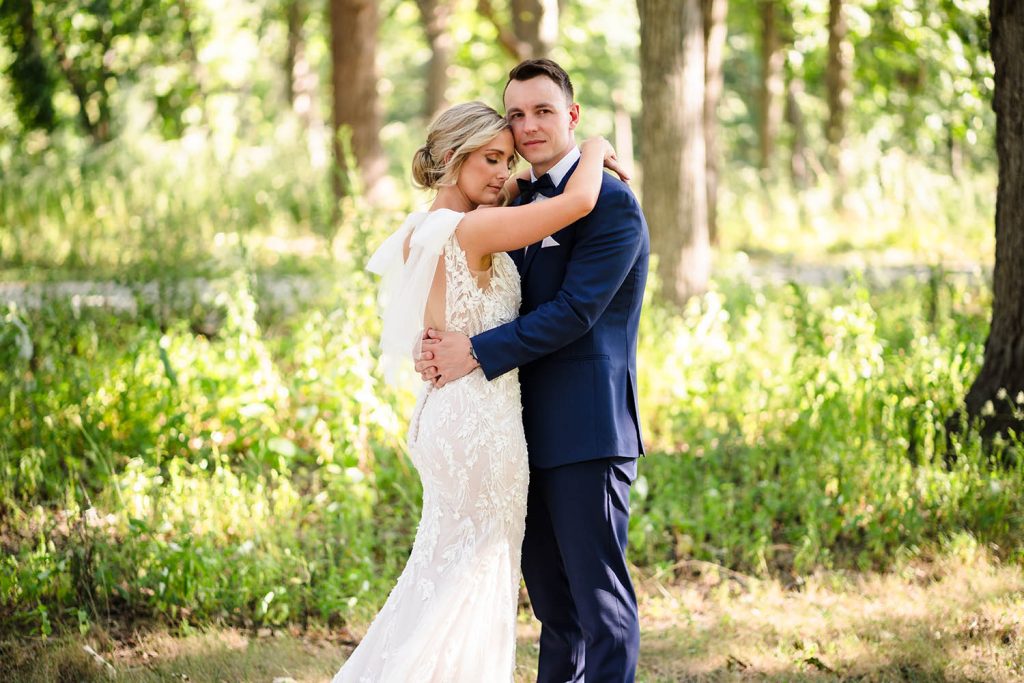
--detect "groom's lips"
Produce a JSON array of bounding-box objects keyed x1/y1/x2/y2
[{"x1": 523, "y1": 139, "x2": 545, "y2": 147}]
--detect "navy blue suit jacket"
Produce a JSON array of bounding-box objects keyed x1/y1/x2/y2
[{"x1": 471, "y1": 162, "x2": 650, "y2": 469}]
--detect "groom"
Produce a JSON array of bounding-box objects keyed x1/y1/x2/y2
[{"x1": 416, "y1": 59, "x2": 649, "y2": 682}]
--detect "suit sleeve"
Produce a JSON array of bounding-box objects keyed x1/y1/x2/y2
[{"x1": 471, "y1": 185, "x2": 644, "y2": 380}]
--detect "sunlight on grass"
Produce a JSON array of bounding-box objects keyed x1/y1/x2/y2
[{"x1": 5, "y1": 552, "x2": 1021, "y2": 682}]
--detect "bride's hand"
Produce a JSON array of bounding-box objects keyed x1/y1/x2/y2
[{"x1": 581, "y1": 136, "x2": 631, "y2": 183}]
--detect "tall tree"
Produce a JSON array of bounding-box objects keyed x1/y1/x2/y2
[
  {"x1": 785, "y1": 73, "x2": 810, "y2": 188},
  {"x1": 0, "y1": 0, "x2": 57, "y2": 132},
  {"x1": 477, "y1": 0, "x2": 561, "y2": 61},
  {"x1": 825, "y1": 0, "x2": 852, "y2": 204},
  {"x1": 329, "y1": 0, "x2": 386, "y2": 201},
  {"x1": 416, "y1": 0, "x2": 455, "y2": 121},
  {"x1": 958, "y1": 0, "x2": 1024, "y2": 440},
  {"x1": 284, "y1": 0, "x2": 306, "y2": 107},
  {"x1": 40, "y1": 2, "x2": 161, "y2": 143},
  {"x1": 639, "y1": 0, "x2": 710, "y2": 306},
  {"x1": 758, "y1": 0, "x2": 785, "y2": 174},
  {"x1": 512, "y1": 0, "x2": 559, "y2": 57},
  {"x1": 703, "y1": 0, "x2": 727, "y2": 244}
]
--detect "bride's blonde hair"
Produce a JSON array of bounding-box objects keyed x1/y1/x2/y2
[{"x1": 412, "y1": 102, "x2": 510, "y2": 190}]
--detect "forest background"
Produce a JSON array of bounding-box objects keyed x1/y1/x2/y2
[{"x1": 1, "y1": 0, "x2": 1023, "y2": 680}]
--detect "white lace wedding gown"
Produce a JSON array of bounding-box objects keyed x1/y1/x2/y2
[{"x1": 333, "y1": 210, "x2": 530, "y2": 682}]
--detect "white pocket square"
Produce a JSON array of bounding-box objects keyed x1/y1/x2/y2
[{"x1": 541, "y1": 236, "x2": 560, "y2": 248}]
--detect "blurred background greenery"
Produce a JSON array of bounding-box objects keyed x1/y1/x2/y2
[{"x1": 1, "y1": 0, "x2": 1020, "y2": 643}]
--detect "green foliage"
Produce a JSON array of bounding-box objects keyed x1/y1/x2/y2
[
  {"x1": 1, "y1": 206, "x2": 1020, "y2": 636},
  {"x1": 853, "y1": 0, "x2": 993, "y2": 159},
  {"x1": 0, "y1": 127, "x2": 334, "y2": 277},
  {"x1": 0, "y1": 269, "x2": 417, "y2": 634},
  {"x1": 632, "y1": 273, "x2": 1021, "y2": 575}
]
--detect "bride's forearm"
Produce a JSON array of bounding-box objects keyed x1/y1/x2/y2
[{"x1": 563, "y1": 137, "x2": 610, "y2": 208}]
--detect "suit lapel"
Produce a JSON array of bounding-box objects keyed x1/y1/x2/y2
[{"x1": 520, "y1": 159, "x2": 581, "y2": 277}]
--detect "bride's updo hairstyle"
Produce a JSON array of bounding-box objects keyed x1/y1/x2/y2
[{"x1": 412, "y1": 102, "x2": 510, "y2": 190}]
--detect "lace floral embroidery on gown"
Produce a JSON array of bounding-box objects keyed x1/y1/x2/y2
[{"x1": 333, "y1": 210, "x2": 529, "y2": 683}]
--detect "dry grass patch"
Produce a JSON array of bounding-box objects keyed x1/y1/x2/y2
[
  {"x1": 3, "y1": 554, "x2": 1022, "y2": 683},
  {"x1": 618, "y1": 552, "x2": 1024, "y2": 682}
]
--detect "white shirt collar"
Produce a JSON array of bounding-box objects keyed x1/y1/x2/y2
[{"x1": 530, "y1": 145, "x2": 581, "y2": 187}]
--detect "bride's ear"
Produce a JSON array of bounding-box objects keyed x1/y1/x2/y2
[{"x1": 444, "y1": 149, "x2": 455, "y2": 165}]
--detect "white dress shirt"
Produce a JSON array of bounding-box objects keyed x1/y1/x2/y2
[{"x1": 525, "y1": 146, "x2": 582, "y2": 253}]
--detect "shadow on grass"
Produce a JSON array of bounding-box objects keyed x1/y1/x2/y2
[
  {"x1": 0, "y1": 629, "x2": 349, "y2": 683},
  {"x1": 4, "y1": 558, "x2": 1022, "y2": 683},
  {"x1": 0, "y1": 626, "x2": 1012, "y2": 683}
]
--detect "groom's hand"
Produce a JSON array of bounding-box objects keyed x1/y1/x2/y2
[{"x1": 414, "y1": 328, "x2": 479, "y2": 387}]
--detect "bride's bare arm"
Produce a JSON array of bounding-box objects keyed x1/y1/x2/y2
[{"x1": 457, "y1": 137, "x2": 616, "y2": 256}]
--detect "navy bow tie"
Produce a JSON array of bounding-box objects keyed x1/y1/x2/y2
[{"x1": 517, "y1": 174, "x2": 556, "y2": 204}]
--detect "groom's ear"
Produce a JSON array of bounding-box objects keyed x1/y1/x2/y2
[{"x1": 567, "y1": 103, "x2": 580, "y2": 131}]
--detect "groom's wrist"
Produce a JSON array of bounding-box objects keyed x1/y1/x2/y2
[{"x1": 468, "y1": 341, "x2": 480, "y2": 368}]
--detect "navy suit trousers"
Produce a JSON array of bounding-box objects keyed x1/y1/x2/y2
[{"x1": 521, "y1": 457, "x2": 640, "y2": 683}]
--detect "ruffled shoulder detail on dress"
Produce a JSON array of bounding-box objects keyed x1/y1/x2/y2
[{"x1": 366, "y1": 209, "x2": 465, "y2": 389}]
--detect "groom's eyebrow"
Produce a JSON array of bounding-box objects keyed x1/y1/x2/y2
[{"x1": 507, "y1": 102, "x2": 555, "y2": 114}]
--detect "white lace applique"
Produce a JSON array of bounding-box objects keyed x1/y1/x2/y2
[{"x1": 333, "y1": 213, "x2": 530, "y2": 683}]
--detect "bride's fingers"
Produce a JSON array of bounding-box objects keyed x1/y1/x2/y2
[{"x1": 605, "y1": 158, "x2": 631, "y2": 182}]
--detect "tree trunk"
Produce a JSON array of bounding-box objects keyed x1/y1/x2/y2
[
  {"x1": 478, "y1": 0, "x2": 559, "y2": 61},
  {"x1": 285, "y1": 0, "x2": 304, "y2": 106},
  {"x1": 786, "y1": 74, "x2": 808, "y2": 188},
  {"x1": 639, "y1": 0, "x2": 710, "y2": 306},
  {"x1": 960, "y1": 0, "x2": 1024, "y2": 440},
  {"x1": 758, "y1": 0, "x2": 785, "y2": 175},
  {"x1": 1, "y1": 0, "x2": 57, "y2": 131},
  {"x1": 511, "y1": 0, "x2": 559, "y2": 58},
  {"x1": 703, "y1": 0, "x2": 727, "y2": 245},
  {"x1": 329, "y1": 0, "x2": 386, "y2": 201},
  {"x1": 46, "y1": 16, "x2": 111, "y2": 144},
  {"x1": 416, "y1": 0, "x2": 454, "y2": 121},
  {"x1": 825, "y1": 0, "x2": 851, "y2": 206}
]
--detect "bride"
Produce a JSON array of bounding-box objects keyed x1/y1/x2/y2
[{"x1": 332, "y1": 101, "x2": 621, "y2": 682}]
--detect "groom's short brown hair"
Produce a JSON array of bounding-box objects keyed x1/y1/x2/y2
[{"x1": 505, "y1": 59, "x2": 574, "y2": 105}]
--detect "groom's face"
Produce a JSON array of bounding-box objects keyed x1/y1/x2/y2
[{"x1": 504, "y1": 76, "x2": 579, "y2": 175}]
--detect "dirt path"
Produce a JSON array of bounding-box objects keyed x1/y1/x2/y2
[{"x1": 1, "y1": 260, "x2": 988, "y2": 318}]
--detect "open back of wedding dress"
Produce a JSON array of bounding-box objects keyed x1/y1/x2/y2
[{"x1": 333, "y1": 209, "x2": 529, "y2": 683}]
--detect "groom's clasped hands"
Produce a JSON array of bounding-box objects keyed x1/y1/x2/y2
[{"x1": 415, "y1": 328, "x2": 475, "y2": 388}]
